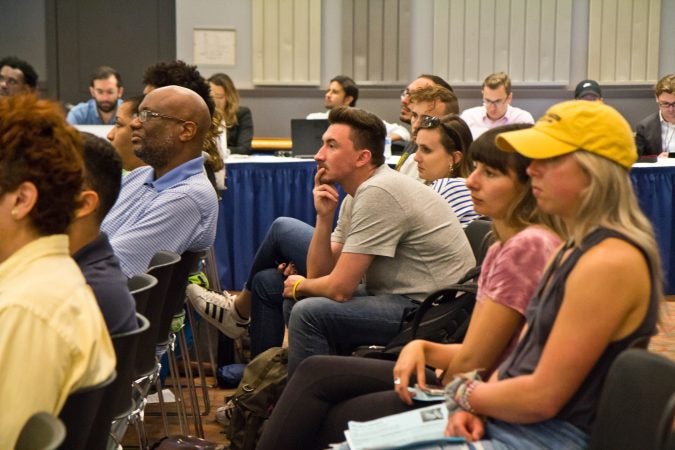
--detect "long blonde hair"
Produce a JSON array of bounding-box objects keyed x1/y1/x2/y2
[
  {"x1": 572, "y1": 151, "x2": 662, "y2": 298},
  {"x1": 208, "y1": 73, "x2": 241, "y2": 127}
]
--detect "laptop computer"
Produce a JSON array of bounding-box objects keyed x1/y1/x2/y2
[{"x1": 291, "y1": 119, "x2": 329, "y2": 157}]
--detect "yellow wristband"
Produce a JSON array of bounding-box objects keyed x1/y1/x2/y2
[{"x1": 292, "y1": 277, "x2": 305, "y2": 302}]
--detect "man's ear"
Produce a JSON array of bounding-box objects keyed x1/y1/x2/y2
[
  {"x1": 74, "y1": 190, "x2": 99, "y2": 220},
  {"x1": 178, "y1": 122, "x2": 198, "y2": 142},
  {"x1": 89, "y1": 86, "x2": 96, "y2": 98},
  {"x1": 356, "y1": 148, "x2": 373, "y2": 167},
  {"x1": 344, "y1": 96, "x2": 354, "y2": 107}
]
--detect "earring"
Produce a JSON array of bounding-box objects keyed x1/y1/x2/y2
[
  {"x1": 10, "y1": 209, "x2": 18, "y2": 219},
  {"x1": 448, "y1": 164, "x2": 454, "y2": 178}
]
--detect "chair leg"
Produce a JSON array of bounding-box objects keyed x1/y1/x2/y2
[
  {"x1": 186, "y1": 303, "x2": 213, "y2": 413},
  {"x1": 178, "y1": 327, "x2": 204, "y2": 436}
]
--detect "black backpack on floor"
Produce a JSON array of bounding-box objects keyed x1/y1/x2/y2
[{"x1": 356, "y1": 266, "x2": 481, "y2": 360}]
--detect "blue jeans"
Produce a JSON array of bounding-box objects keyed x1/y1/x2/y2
[
  {"x1": 247, "y1": 217, "x2": 314, "y2": 357},
  {"x1": 286, "y1": 288, "x2": 417, "y2": 375}
]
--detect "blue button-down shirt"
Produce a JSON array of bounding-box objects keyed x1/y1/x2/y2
[
  {"x1": 101, "y1": 156, "x2": 219, "y2": 277},
  {"x1": 67, "y1": 98, "x2": 123, "y2": 125}
]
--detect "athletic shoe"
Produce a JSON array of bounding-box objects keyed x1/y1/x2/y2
[{"x1": 186, "y1": 284, "x2": 249, "y2": 339}]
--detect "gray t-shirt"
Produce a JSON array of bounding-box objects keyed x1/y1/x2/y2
[{"x1": 331, "y1": 165, "x2": 475, "y2": 301}]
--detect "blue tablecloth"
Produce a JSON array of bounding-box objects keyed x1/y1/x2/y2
[
  {"x1": 630, "y1": 162, "x2": 675, "y2": 294},
  {"x1": 215, "y1": 158, "x2": 675, "y2": 295},
  {"x1": 215, "y1": 159, "x2": 319, "y2": 290}
]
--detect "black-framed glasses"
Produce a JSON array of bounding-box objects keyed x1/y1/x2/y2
[
  {"x1": 135, "y1": 109, "x2": 192, "y2": 124},
  {"x1": 657, "y1": 100, "x2": 675, "y2": 110},
  {"x1": 418, "y1": 115, "x2": 463, "y2": 151}
]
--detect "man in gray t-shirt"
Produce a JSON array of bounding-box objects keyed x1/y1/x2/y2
[{"x1": 282, "y1": 106, "x2": 475, "y2": 374}]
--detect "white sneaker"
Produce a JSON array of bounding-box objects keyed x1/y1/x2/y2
[
  {"x1": 186, "y1": 284, "x2": 250, "y2": 339},
  {"x1": 215, "y1": 402, "x2": 234, "y2": 425}
]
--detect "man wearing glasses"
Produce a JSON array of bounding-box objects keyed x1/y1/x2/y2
[
  {"x1": 0, "y1": 56, "x2": 38, "y2": 97},
  {"x1": 101, "y1": 85, "x2": 219, "y2": 277},
  {"x1": 635, "y1": 74, "x2": 675, "y2": 157},
  {"x1": 460, "y1": 72, "x2": 534, "y2": 139}
]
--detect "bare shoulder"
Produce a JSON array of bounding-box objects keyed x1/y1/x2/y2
[{"x1": 578, "y1": 237, "x2": 649, "y2": 278}]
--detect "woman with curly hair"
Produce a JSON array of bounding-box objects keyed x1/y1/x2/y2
[{"x1": 0, "y1": 94, "x2": 115, "y2": 448}]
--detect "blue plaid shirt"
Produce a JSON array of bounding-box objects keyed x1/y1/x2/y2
[{"x1": 101, "y1": 156, "x2": 219, "y2": 277}]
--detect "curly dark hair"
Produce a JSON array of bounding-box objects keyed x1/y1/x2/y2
[
  {"x1": 142, "y1": 60, "x2": 215, "y2": 116},
  {"x1": 0, "y1": 56, "x2": 38, "y2": 88},
  {"x1": 0, "y1": 94, "x2": 83, "y2": 235}
]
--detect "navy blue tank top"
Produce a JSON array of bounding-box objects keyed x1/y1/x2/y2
[{"x1": 498, "y1": 228, "x2": 660, "y2": 433}]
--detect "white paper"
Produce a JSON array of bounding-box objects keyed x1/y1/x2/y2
[{"x1": 344, "y1": 404, "x2": 465, "y2": 450}]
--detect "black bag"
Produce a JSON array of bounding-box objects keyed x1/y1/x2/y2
[
  {"x1": 357, "y1": 266, "x2": 481, "y2": 360},
  {"x1": 221, "y1": 347, "x2": 288, "y2": 450}
]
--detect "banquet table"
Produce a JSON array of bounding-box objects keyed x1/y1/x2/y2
[{"x1": 214, "y1": 156, "x2": 675, "y2": 295}]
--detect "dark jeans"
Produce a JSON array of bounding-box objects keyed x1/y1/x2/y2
[
  {"x1": 257, "y1": 355, "x2": 435, "y2": 450},
  {"x1": 247, "y1": 217, "x2": 313, "y2": 357}
]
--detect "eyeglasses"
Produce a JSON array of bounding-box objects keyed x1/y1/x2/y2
[
  {"x1": 400, "y1": 88, "x2": 410, "y2": 99},
  {"x1": 135, "y1": 109, "x2": 192, "y2": 124},
  {"x1": 483, "y1": 98, "x2": 507, "y2": 107},
  {"x1": 418, "y1": 115, "x2": 463, "y2": 151},
  {"x1": 657, "y1": 101, "x2": 675, "y2": 110}
]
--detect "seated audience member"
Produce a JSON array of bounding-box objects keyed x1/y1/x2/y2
[
  {"x1": 307, "y1": 75, "x2": 410, "y2": 142},
  {"x1": 67, "y1": 65, "x2": 124, "y2": 125},
  {"x1": 69, "y1": 132, "x2": 137, "y2": 333},
  {"x1": 208, "y1": 72, "x2": 254, "y2": 155},
  {"x1": 401, "y1": 85, "x2": 461, "y2": 182},
  {"x1": 0, "y1": 94, "x2": 115, "y2": 448},
  {"x1": 142, "y1": 60, "x2": 225, "y2": 189},
  {"x1": 101, "y1": 85, "x2": 219, "y2": 277},
  {"x1": 0, "y1": 56, "x2": 38, "y2": 97},
  {"x1": 397, "y1": 75, "x2": 458, "y2": 179},
  {"x1": 260, "y1": 101, "x2": 661, "y2": 449},
  {"x1": 461, "y1": 72, "x2": 534, "y2": 138},
  {"x1": 256, "y1": 123, "x2": 565, "y2": 450},
  {"x1": 574, "y1": 79, "x2": 603, "y2": 102},
  {"x1": 413, "y1": 113, "x2": 480, "y2": 226},
  {"x1": 189, "y1": 107, "x2": 475, "y2": 375},
  {"x1": 635, "y1": 73, "x2": 675, "y2": 157},
  {"x1": 107, "y1": 94, "x2": 146, "y2": 173}
]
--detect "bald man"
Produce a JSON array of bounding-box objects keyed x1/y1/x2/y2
[{"x1": 101, "y1": 85, "x2": 219, "y2": 276}]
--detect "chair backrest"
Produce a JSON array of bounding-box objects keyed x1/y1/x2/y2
[
  {"x1": 135, "y1": 251, "x2": 181, "y2": 376},
  {"x1": 657, "y1": 392, "x2": 675, "y2": 450},
  {"x1": 57, "y1": 370, "x2": 116, "y2": 450},
  {"x1": 128, "y1": 273, "x2": 158, "y2": 317},
  {"x1": 15, "y1": 412, "x2": 66, "y2": 450},
  {"x1": 463, "y1": 218, "x2": 493, "y2": 265},
  {"x1": 589, "y1": 348, "x2": 675, "y2": 450},
  {"x1": 87, "y1": 313, "x2": 151, "y2": 449},
  {"x1": 155, "y1": 250, "x2": 204, "y2": 346}
]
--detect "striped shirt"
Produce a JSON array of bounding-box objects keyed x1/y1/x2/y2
[
  {"x1": 430, "y1": 177, "x2": 480, "y2": 228},
  {"x1": 101, "y1": 156, "x2": 219, "y2": 277}
]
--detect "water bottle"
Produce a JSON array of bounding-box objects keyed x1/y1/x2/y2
[{"x1": 384, "y1": 136, "x2": 392, "y2": 159}]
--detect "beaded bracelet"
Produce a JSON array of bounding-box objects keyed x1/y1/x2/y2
[{"x1": 455, "y1": 379, "x2": 478, "y2": 413}]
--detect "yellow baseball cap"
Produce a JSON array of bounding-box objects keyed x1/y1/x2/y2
[{"x1": 495, "y1": 100, "x2": 637, "y2": 169}]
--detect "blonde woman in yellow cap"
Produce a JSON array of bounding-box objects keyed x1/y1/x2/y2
[{"x1": 436, "y1": 100, "x2": 662, "y2": 448}]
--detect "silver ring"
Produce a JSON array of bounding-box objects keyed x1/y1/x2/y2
[{"x1": 394, "y1": 377, "x2": 401, "y2": 385}]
